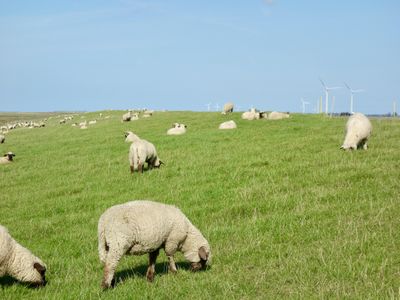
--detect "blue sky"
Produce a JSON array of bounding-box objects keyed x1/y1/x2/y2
[{"x1": 0, "y1": 0, "x2": 399, "y2": 113}]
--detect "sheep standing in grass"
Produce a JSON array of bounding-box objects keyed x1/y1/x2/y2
[
  {"x1": 124, "y1": 131, "x2": 141, "y2": 143},
  {"x1": 341, "y1": 113, "x2": 372, "y2": 150},
  {"x1": 0, "y1": 225, "x2": 47, "y2": 286},
  {"x1": 0, "y1": 134, "x2": 5, "y2": 144},
  {"x1": 222, "y1": 102, "x2": 234, "y2": 114},
  {"x1": 167, "y1": 123, "x2": 187, "y2": 135},
  {"x1": 0, "y1": 152, "x2": 15, "y2": 164},
  {"x1": 219, "y1": 120, "x2": 237, "y2": 129},
  {"x1": 128, "y1": 139, "x2": 162, "y2": 173},
  {"x1": 98, "y1": 200, "x2": 211, "y2": 289}
]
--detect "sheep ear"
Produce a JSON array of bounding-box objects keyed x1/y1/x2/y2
[
  {"x1": 159, "y1": 160, "x2": 165, "y2": 165},
  {"x1": 33, "y1": 263, "x2": 46, "y2": 275},
  {"x1": 199, "y1": 246, "x2": 208, "y2": 260}
]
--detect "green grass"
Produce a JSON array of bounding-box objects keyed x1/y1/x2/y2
[{"x1": 0, "y1": 111, "x2": 399, "y2": 299}]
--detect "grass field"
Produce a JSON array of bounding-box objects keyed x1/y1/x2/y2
[{"x1": 0, "y1": 111, "x2": 399, "y2": 299}]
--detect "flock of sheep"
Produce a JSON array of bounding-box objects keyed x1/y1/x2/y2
[{"x1": 0, "y1": 103, "x2": 373, "y2": 289}]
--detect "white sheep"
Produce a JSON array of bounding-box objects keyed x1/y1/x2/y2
[
  {"x1": 128, "y1": 139, "x2": 162, "y2": 173},
  {"x1": 0, "y1": 225, "x2": 47, "y2": 286},
  {"x1": 88, "y1": 120, "x2": 97, "y2": 125},
  {"x1": 221, "y1": 102, "x2": 234, "y2": 114},
  {"x1": 241, "y1": 108, "x2": 261, "y2": 120},
  {"x1": 0, "y1": 152, "x2": 15, "y2": 164},
  {"x1": 167, "y1": 123, "x2": 187, "y2": 135},
  {"x1": 341, "y1": 113, "x2": 372, "y2": 150},
  {"x1": 267, "y1": 111, "x2": 290, "y2": 120},
  {"x1": 0, "y1": 134, "x2": 5, "y2": 144},
  {"x1": 124, "y1": 131, "x2": 141, "y2": 143},
  {"x1": 219, "y1": 120, "x2": 237, "y2": 130},
  {"x1": 98, "y1": 200, "x2": 211, "y2": 289},
  {"x1": 122, "y1": 111, "x2": 132, "y2": 122}
]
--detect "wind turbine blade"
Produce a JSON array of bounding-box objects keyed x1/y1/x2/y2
[
  {"x1": 344, "y1": 82, "x2": 351, "y2": 90},
  {"x1": 327, "y1": 86, "x2": 342, "y2": 90},
  {"x1": 319, "y1": 78, "x2": 327, "y2": 89},
  {"x1": 353, "y1": 89, "x2": 364, "y2": 93}
]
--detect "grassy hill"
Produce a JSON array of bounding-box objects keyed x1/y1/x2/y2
[{"x1": 0, "y1": 111, "x2": 399, "y2": 299}]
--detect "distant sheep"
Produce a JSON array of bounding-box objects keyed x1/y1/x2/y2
[
  {"x1": 267, "y1": 111, "x2": 290, "y2": 120},
  {"x1": 222, "y1": 102, "x2": 234, "y2": 114},
  {"x1": 122, "y1": 111, "x2": 132, "y2": 122},
  {"x1": 0, "y1": 134, "x2": 5, "y2": 144},
  {"x1": 0, "y1": 152, "x2": 15, "y2": 164},
  {"x1": 128, "y1": 139, "x2": 163, "y2": 173},
  {"x1": 98, "y1": 200, "x2": 211, "y2": 289},
  {"x1": 167, "y1": 123, "x2": 187, "y2": 135},
  {"x1": 219, "y1": 120, "x2": 237, "y2": 130},
  {"x1": 0, "y1": 225, "x2": 47, "y2": 286},
  {"x1": 341, "y1": 113, "x2": 372, "y2": 150},
  {"x1": 88, "y1": 120, "x2": 97, "y2": 125},
  {"x1": 241, "y1": 108, "x2": 261, "y2": 120}
]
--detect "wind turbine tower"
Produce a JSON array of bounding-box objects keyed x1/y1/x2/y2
[
  {"x1": 206, "y1": 103, "x2": 211, "y2": 112},
  {"x1": 320, "y1": 78, "x2": 341, "y2": 114},
  {"x1": 301, "y1": 98, "x2": 310, "y2": 114},
  {"x1": 344, "y1": 82, "x2": 364, "y2": 114}
]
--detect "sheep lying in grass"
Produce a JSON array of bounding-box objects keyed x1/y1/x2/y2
[
  {"x1": 0, "y1": 225, "x2": 47, "y2": 287},
  {"x1": 241, "y1": 108, "x2": 261, "y2": 120},
  {"x1": 0, "y1": 134, "x2": 5, "y2": 144},
  {"x1": 128, "y1": 139, "x2": 163, "y2": 173},
  {"x1": 122, "y1": 111, "x2": 132, "y2": 122},
  {"x1": 167, "y1": 123, "x2": 187, "y2": 135},
  {"x1": 341, "y1": 113, "x2": 372, "y2": 150},
  {"x1": 222, "y1": 102, "x2": 234, "y2": 114},
  {"x1": 0, "y1": 152, "x2": 15, "y2": 164},
  {"x1": 267, "y1": 111, "x2": 290, "y2": 120},
  {"x1": 219, "y1": 120, "x2": 237, "y2": 129},
  {"x1": 98, "y1": 200, "x2": 211, "y2": 289}
]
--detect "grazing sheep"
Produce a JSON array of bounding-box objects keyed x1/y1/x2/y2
[
  {"x1": 219, "y1": 120, "x2": 237, "y2": 130},
  {"x1": 122, "y1": 111, "x2": 132, "y2": 122},
  {"x1": 241, "y1": 108, "x2": 261, "y2": 120},
  {"x1": 0, "y1": 225, "x2": 47, "y2": 287},
  {"x1": 0, "y1": 152, "x2": 15, "y2": 164},
  {"x1": 167, "y1": 123, "x2": 187, "y2": 135},
  {"x1": 222, "y1": 102, "x2": 234, "y2": 114},
  {"x1": 98, "y1": 200, "x2": 211, "y2": 289},
  {"x1": 79, "y1": 121, "x2": 87, "y2": 127},
  {"x1": 88, "y1": 120, "x2": 97, "y2": 125},
  {"x1": 0, "y1": 134, "x2": 5, "y2": 144},
  {"x1": 124, "y1": 131, "x2": 141, "y2": 143},
  {"x1": 341, "y1": 113, "x2": 372, "y2": 150},
  {"x1": 129, "y1": 139, "x2": 162, "y2": 173},
  {"x1": 267, "y1": 111, "x2": 290, "y2": 120}
]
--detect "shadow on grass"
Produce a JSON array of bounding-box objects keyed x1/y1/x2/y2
[{"x1": 0, "y1": 276, "x2": 45, "y2": 289}]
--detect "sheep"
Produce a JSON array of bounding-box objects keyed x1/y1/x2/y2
[
  {"x1": 222, "y1": 102, "x2": 234, "y2": 114},
  {"x1": 0, "y1": 152, "x2": 15, "y2": 164},
  {"x1": 341, "y1": 113, "x2": 372, "y2": 150},
  {"x1": 98, "y1": 200, "x2": 211, "y2": 289},
  {"x1": 0, "y1": 134, "x2": 5, "y2": 144},
  {"x1": 241, "y1": 108, "x2": 261, "y2": 120},
  {"x1": 79, "y1": 121, "x2": 87, "y2": 127},
  {"x1": 122, "y1": 110, "x2": 132, "y2": 122},
  {"x1": 267, "y1": 111, "x2": 290, "y2": 120},
  {"x1": 124, "y1": 131, "x2": 141, "y2": 143},
  {"x1": 88, "y1": 120, "x2": 97, "y2": 125},
  {"x1": 128, "y1": 139, "x2": 163, "y2": 173},
  {"x1": 219, "y1": 120, "x2": 237, "y2": 130},
  {"x1": 0, "y1": 225, "x2": 47, "y2": 287},
  {"x1": 167, "y1": 123, "x2": 187, "y2": 135}
]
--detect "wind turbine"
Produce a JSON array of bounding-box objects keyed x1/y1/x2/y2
[
  {"x1": 215, "y1": 103, "x2": 219, "y2": 112},
  {"x1": 301, "y1": 98, "x2": 310, "y2": 114},
  {"x1": 206, "y1": 103, "x2": 211, "y2": 112},
  {"x1": 344, "y1": 82, "x2": 364, "y2": 114},
  {"x1": 319, "y1": 78, "x2": 341, "y2": 114}
]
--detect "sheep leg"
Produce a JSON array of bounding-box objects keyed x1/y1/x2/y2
[
  {"x1": 167, "y1": 256, "x2": 177, "y2": 273},
  {"x1": 101, "y1": 249, "x2": 124, "y2": 289},
  {"x1": 138, "y1": 163, "x2": 143, "y2": 173},
  {"x1": 146, "y1": 249, "x2": 159, "y2": 282},
  {"x1": 164, "y1": 241, "x2": 178, "y2": 273},
  {"x1": 130, "y1": 165, "x2": 134, "y2": 173}
]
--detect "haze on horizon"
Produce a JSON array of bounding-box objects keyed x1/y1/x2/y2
[{"x1": 0, "y1": 1, "x2": 399, "y2": 114}]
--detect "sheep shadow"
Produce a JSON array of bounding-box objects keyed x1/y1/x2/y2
[
  {"x1": 115, "y1": 261, "x2": 198, "y2": 285},
  {"x1": 0, "y1": 276, "x2": 43, "y2": 289}
]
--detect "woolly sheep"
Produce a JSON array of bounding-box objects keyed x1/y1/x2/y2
[
  {"x1": 341, "y1": 113, "x2": 372, "y2": 150},
  {"x1": 98, "y1": 200, "x2": 211, "y2": 289},
  {"x1": 219, "y1": 120, "x2": 237, "y2": 130},
  {"x1": 0, "y1": 152, "x2": 15, "y2": 164},
  {"x1": 124, "y1": 131, "x2": 141, "y2": 143},
  {"x1": 241, "y1": 108, "x2": 261, "y2": 120},
  {"x1": 88, "y1": 120, "x2": 97, "y2": 125},
  {"x1": 267, "y1": 111, "x2": 290, "y2": 120},
  {"x1": 222, "y1": 102, "x2": 234, "y2": 114},
  {"x1": 167, "y1": 123, "x2": 187, "y2": 135},
  {"x1": 128, "y1": 139, "x2": 162, "y2": 173},
  {"x1": 0, "y1": 134, "x2": 5, "y2": 144},
  {"x1": 0, "y1": 225, "x2": 47, "y2": 286},
  {"x1": 122, "y1": 111, "x2": 132, "y2": 122}
]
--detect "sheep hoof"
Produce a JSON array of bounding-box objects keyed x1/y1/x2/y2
[{"x1": 146, "y1": 272, "x2": 155, "y2": 282}]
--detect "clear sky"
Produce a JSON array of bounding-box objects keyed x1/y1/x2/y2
[{"x1": 1, "y1": 0, "x2": 399, "y2": 114}]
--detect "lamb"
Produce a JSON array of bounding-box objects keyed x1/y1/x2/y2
[
  {"x1": 122, "y1": 110, "x2": 132, "y2": 122},
  {"x1": 128, "y1": 139, "x2": 162, "y2": 173},
  {"x1": 98, "y1": 200, "x2": 211, "y2": 289},
  {"x1": 341, "y1": 113, "x2": 372, "y2": 150},
  {"x1": 0, "y1": 134, "x2": 5, "y2": 144},
  {"x1": 0, "y1": 152, "x2": 15, "y2": 164},
  {"x1": 167, "y1": 123, "x2": 187, "y2": 135},
  {"x1": 241, "y1": 108, "x2": 261, "y2": 120},
  {"x1": 0, "y1": 225, "x2": 47, "y2": 286},
  {"x1": 124, "y1": 131, "x2": 141, "y2": 143},
  {"x1": 221, "y1": 102, "x2": 234, "y2": 114},
  {"x1": 219, "y1": 120, "x2": 237, "y2": 130},
  {"x1": 267, "y1": 111, "x2": 290, "y2": 120}
]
